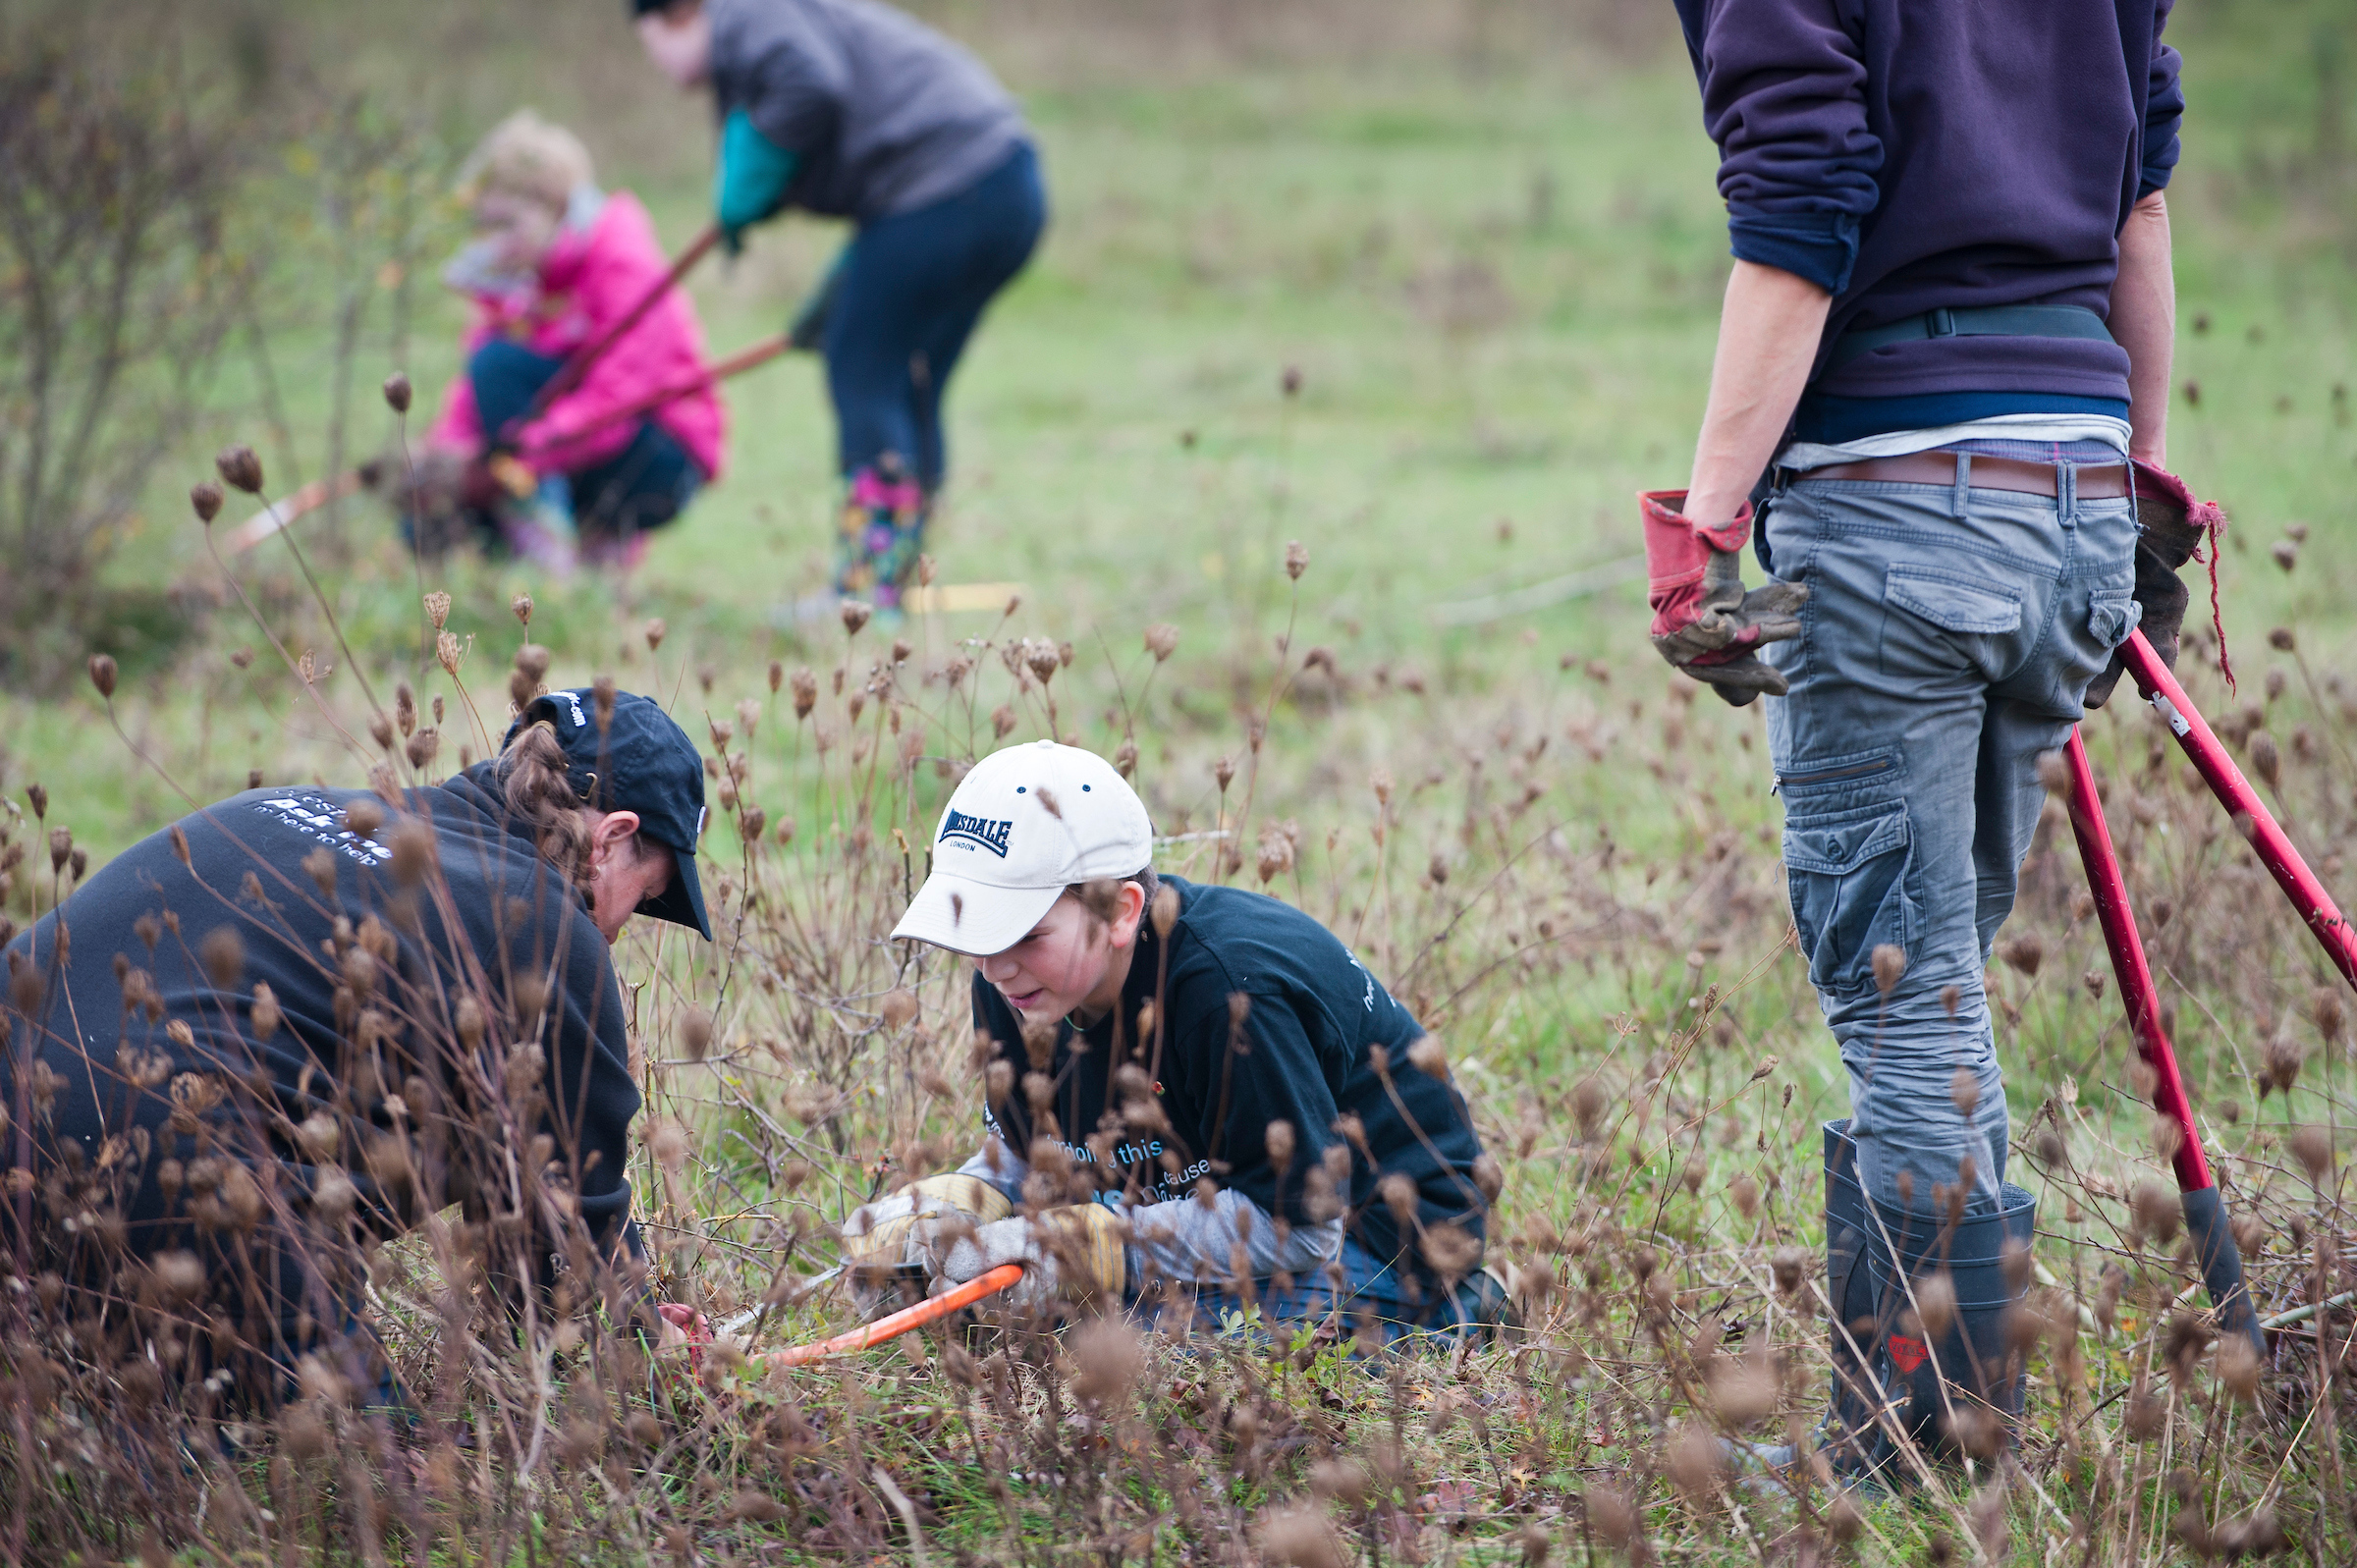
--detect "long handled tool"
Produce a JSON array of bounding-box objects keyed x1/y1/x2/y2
[
  {"x1": 225, "y1": 331, "x2": 794, "y2": 557},
  {"x1": 2063, "y1": 626, "x2": 2357, "y2": 1351},
  {"x1": 2061, "y1": 728, "x2": 2262, "y2": 1348},
  {"x1": 764, "y1": 1263, "x2": 1023, "y2": 1369},
  {"x1": 2119, "y1": 628, "x2": 2357, "y2": 988}
]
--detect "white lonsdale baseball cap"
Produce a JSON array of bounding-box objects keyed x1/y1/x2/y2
[{"x1": 892, "y1": 740, "x2": 1155, "y2": 955}]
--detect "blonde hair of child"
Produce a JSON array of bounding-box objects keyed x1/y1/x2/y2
[{"x1": 458, "y1": 110, "x2": 594, "y2": 212}]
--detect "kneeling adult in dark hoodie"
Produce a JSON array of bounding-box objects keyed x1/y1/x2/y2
[{"x1": 0, "y1": 688, "x2": 710, "y2": 1411}]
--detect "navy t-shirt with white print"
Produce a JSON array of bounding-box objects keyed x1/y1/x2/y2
[{"x1": 972, "y1": 876, "x2": 1488, "y2": 1276}]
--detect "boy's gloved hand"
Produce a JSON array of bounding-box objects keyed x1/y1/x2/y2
[
  {"x1": 714, "y1": 109, "x2": 799, "y2": 253},
  {"x1": 1641, "y1": 490, "x2": 1809, "y2": 706},
  {"x1": 2084, "y1": 460, "x2": 2223, "y2": 708},
  {"x1": 841, "y1": 1173, "x2": 1010, "y2": 1318},
  {"x1": 927, "y1": 1206, "x2": 1126, "y2": 1318}
]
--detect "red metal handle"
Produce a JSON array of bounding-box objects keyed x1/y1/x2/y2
[
  {"x1": 516, "y1": 334, "x2": 791, "y2": 464},
  {"x1": 2062, "y1": 729, "x2": 2213, "y2": 1190},
  {"x1": 764, "y1": 1263, "x2": 1023, "y2": 1369},
  {"x1": 2121, "y1": 627, "x2": 2357, "y2": 993}
]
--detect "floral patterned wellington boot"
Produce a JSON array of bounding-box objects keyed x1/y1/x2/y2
[{"x1": 835, "y1": 463, "x2": 927, "y2": 614}]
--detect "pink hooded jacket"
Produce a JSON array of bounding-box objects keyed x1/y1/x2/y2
[{"x1": 428, "y1": 190, "x2": 726, "y2": 483}]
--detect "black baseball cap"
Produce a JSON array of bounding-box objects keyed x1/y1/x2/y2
[{"x1": 503, "y1": 688, "x2": 712, "y2": 940}]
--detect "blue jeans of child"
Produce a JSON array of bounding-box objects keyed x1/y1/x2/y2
[
  {"x1": 1762, "y1": 462, "x2": 2140, "y2": 1216},
  {"x1": 827, "y1": 141, "x2": 1046, "y2": 489},
  {"x1": 1158, "y1": 1237, "x2": 1496, "y2": 1347},
  {"x1": 468, "y1": 340, "x2": 702, "y2": 538}
]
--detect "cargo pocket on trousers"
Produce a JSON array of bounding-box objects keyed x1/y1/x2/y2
[
  {"x1": 2087, "y1": 586, "x2": 2141, "y2": 648},
  {"x1": 1782, "y1": 800, "x2": 1917, "y2": 994}
]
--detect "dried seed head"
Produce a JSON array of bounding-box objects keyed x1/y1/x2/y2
[
  {"x1": 200, "y1": 926, "x2": 244, "y2": 989},
  {"x1": 382, "y1": 371, "x2": 412, "y2": 413},
  {"x1": 1255, "y1": 1505, "x2": 1343, "y2": 1568},
  {"x1": 511, "y1": 593, "x2": 533, "y2": 626},
  {"x1": 2252, "y1": 731, "x2": 2280, "y2": 789},
  {"x1": 214, "y1": 444, "x2": 264, "y2": 494},
  {"x1": 1871, "y1": 943, "x2": 1907, "y2": 994},
  {"x1": 2290, "y1": 1123, "x2": 2334, "y2": 1185},
  {"x1": 1912, "y1": 1271, "x2": 1958, "y2": 1340},
  {"x1": 1285, "y1": 540, "x2": 1309, "y2": 579},
  {"x1": 190, "y1": 481, "x2": 224, "y2": 524}
]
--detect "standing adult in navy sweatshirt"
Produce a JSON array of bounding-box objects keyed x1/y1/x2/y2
[{"x1": 1644, "y1": 1, "x2": 2220, "y2": 1482}]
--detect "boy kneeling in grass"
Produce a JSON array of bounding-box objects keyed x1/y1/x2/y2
[{"x1": 848, "y1": 740, "x2": 1506, "y2": 1343}]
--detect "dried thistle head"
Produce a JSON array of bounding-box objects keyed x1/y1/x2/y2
[{"x1": 214, "y1": 444, "x2": 264, "y2": 494}]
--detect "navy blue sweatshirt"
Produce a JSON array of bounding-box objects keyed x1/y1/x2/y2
[
  {"x1": 2, "y1": 767, "x2": 643, "y2": 1352},
  {"x1": 1673, "y1": 0, "x2": 2183, "y2": 425},
  {"x1": 973, "y1": 878, "x2": 1488, "y2": 1278}
]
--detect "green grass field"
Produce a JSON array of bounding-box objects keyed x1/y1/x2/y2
[{"x1": 7, "y1": 3, "x2": 2357, "y2": 1561}]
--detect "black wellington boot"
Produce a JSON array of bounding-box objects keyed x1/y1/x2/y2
[{"x1": 1854, "y1": 1176, "x2": 2037, "y2": 1478}]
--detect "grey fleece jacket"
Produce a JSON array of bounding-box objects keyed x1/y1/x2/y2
[{"x1": 706, "y1": 0, "x2": 1028, "y2": 223}]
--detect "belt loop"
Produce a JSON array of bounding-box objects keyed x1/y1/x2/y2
[
  {"x1": 1950, "y1": 452, "x2": 1971, "y2": 517},
  {"x1": 2057, "y1": 461, "x2": 2079, "y2": 527}
]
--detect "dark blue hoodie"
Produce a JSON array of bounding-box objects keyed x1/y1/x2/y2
[{"x1": 1672, "y1": 0, "x2": 2184, "y2": 433}]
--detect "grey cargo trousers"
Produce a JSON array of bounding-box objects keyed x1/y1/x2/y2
[{"x1": 1763, "y1": 461, "x2": 2140, "y2": 1215}]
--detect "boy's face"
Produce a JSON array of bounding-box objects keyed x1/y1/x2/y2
[
  {"x1": 973, "y1": 884, "x2": 1145, "y2": 1024},
  {"x1": 636, "y1": 2, "x2": 713, "y2": 89}
]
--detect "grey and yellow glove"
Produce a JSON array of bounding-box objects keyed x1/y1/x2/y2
[
  {"x1": 841, "y1": 1173, "x2": 1011, "y2": 1318},
  {"x1": 927, "y1": 1205, "x2": 1127, "y2": 1320}
]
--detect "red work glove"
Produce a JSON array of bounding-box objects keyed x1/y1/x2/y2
[
  {"x1": 1641, "y1": 491, "x2": 1809, "y2": 706},
  {"x1": 656, "y1": 1301, "x2": 712, "y2": 1375}
]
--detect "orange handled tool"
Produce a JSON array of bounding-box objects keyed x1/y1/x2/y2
[{"x1": 765, "y1": 1263, "x2": 1023, "y2": 1368}]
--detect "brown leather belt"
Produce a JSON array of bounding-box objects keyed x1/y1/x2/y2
[{"x1": 1800, "y1": 450, "x2": 2130, "y2": 498}]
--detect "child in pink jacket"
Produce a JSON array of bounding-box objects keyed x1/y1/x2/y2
[{"x1": 425, "y1": 112, "x2": 725, "y2": 572}]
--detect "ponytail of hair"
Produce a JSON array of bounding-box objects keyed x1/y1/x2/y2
[{"x1": 497, "y1": 721, "x2": 593, "y2": 893}]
